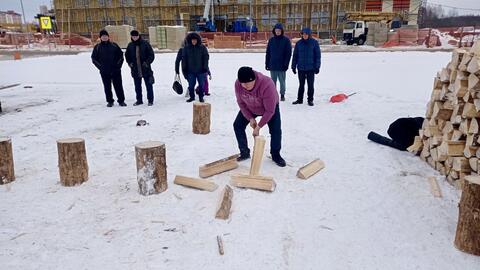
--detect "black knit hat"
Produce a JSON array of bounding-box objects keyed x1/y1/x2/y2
[
  {"x1": 237, "y1": 66, "x2": 256, "y2": 83},
  {"x1": 99, "y1": 29, "x2": 109, "y2": 37},
  {"x1": 130, "y1": 30, "x2": 139, "y2": 36}
]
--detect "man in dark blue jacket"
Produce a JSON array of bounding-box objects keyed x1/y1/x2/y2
[
  {"x1": 291, "y1": 27, "x2": 321, "y2": 106},
  {"x1": 125, "y1": 30, "x2": 155, "y2": 106},
  {"x1": 91, "y1": 29, "x2": 127, "y2": 107},
  {"x1": 265, "y1": 23, "x2": 292, "y2": 102},
  {"x1": 182, "y1": 32, "x2": 209, "y2": 103}
]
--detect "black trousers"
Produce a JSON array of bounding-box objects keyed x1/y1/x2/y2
[
  {"x1": 297, "y1": 70, "x2": 315, "y2": 102},
  {"x1": 133, "y1": 76, "x2": 154, "y2": 103},
  {"x1": 100, "y1": 71, "x2": 125, "y2": 103},
  {"x1": 233, "y1": 104, "x2": 282, "y2": 155}
]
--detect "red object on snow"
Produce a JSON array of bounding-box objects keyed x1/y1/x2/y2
[{"x1": 329, "y1": 92, "x2": 357, "y2": 103}]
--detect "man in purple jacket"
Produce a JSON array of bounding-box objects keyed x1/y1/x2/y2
[{"x1": 233, "y1": 66, "x2": 286, "y2": 167}]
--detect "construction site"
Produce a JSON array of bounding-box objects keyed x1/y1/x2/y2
[{"x1": 53, "y1": 0, "x2": 420, "y2": 35}]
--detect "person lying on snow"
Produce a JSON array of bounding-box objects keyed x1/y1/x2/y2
[{"x1": 368, "y1": 117, "x2": 424, "y2": 151}]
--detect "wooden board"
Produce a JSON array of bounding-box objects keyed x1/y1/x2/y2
[
  {"x1": 174, "y1": 175, "x2": 218, "y2": 192},
  {"x1": 199, "y1": 154, "x2": 239, "y2": 178}
]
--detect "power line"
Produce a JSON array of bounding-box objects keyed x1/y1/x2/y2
[{"x1": 427, "y1": 2, "x2": 480, "y2": 12}]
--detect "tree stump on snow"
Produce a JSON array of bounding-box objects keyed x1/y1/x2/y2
[
  {"x1": 192, "y1": 102, "x2": 211, "y2": 134},
  {"x1": 0, "y1": 137, "x2": 15, "y2": 184},
  {"x1": 57, "y1": 138, "x2": 89, "y2": 186},
  {"x1": 454, "y1": 175, "x2": 480, "y2": 255},
  {"x1": 135, "y1": 141, "x2": 167, "y2": 195}
]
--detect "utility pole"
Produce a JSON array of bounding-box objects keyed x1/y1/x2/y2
[{"x1": 19, "y1": 0, "x2": 31, "y2": 48}]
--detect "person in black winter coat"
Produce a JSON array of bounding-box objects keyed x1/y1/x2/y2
[
  {"x1": 125, "y1": 30, "x2": 155, "y2": 106},
  {"x1": 91, "y1": 29, "x2": 127, "y2": 107},
  {"x1": 291, "y1": 27, "x2": 321, "y2": 106},
  {"x1": 368, "y1": 117, "x2": 424, "y2": 151},
  {"x1": 265, "y1": 23, "x2": 292, "y2": 101},
  {"x1": 182, "y1": 32, "x2": 209, "y2": 103}
]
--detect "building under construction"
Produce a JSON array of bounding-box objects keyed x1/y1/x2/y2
[{"x1": 53, "y1": 0, "x2": 421, "y2": 36}]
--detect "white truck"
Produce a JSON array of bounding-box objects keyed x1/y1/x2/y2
[{"x1": 342, "y1": 21, "x2": 368, "y2": 45}]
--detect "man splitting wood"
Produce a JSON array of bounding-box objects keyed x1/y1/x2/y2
[{"x1": 233, "y1": 66, "x2": 286, "y2": 167}]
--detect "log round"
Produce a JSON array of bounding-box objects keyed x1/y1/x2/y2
[
  {"x1": 454, "y1": 176, "x2": 480, "y2": 255},
  {"x1": 57, "y1": 138, "x2": 89, "y2": 186},
  {"x1": 0, "y1": 137, "x2": 15, "y2": 184},
  {"x1": 135, "y1": 141, "x2": 167, "y2": 195},
  {"x1": 192, "y1": 102, "x2": 211, "y2": 134}
]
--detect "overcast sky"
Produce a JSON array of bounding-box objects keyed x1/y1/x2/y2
[{"x1": 0, "y1": 0, "x2": 478, "y2": 22}]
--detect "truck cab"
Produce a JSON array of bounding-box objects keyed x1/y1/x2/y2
[{"x1": 343, "y1": 21, "x2": 368, "y2": 45}]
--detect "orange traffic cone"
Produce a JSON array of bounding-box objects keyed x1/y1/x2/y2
[{"x1": 13, "y1": 51, "x2": 21, "y2": 60}]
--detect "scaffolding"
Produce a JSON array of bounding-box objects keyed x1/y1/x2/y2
[{"x1": 53, "y1": 0, "x2": 416, "y2": 37}]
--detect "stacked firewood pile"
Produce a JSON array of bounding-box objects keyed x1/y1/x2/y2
[{"x1": 409, "y1": 41, "x2": 480, "y2": 189}]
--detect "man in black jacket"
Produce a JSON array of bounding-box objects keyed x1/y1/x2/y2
[
  {"x1": 182, "y1": 32, "x2": 209, "y2": 103},
  {"x1": 91, "y1": 29, "x2": 127, "y2": 107},
  {"x1": 265, "y1": 23, "x2": 292, "y2": 102},
  {"x1": 125, "y1": 30, "x2": 155, "y2": 106}
]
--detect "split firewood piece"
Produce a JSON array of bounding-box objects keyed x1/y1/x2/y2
[
  {"x1": 297, "y1": 159, "x2": 325, "y2": 179},
  {"x1": 174, "y1": 175, "x2": 218, "y2": 192},
  {"x1": 427, "y1": 176, "x2": 442, "y2": 198},
  {"x1": 215, "y1": 185, "x2": 233, "y2": 220},
  {"x1": 217, "y1": 235, "x2": 224, "y2": 255},
  {"x1": 230, "y1": 174, "x2": 276, "y2": 192},
  {"x1": 199, "y1": 154, "x2": 239, "y2": 178}
]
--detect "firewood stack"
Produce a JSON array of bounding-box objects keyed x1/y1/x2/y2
[{"x1": 409, "y1": 41, "x2": 480, "y2": 189}]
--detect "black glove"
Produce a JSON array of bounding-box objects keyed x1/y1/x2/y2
[
  {"x1": 315, "y1": 68, "x2": 319, "y2": 74},
  {"x1": 292, "y1": 68, "x2": 297, "y2": 74},
  {"x1": 265, "y1": 66, "x2": 270, "y2": 71}
]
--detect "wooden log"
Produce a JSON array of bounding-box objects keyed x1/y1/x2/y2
[
  {"x1": 217, "y1": 235, "x2": 225, "y2": 255},
  {"x1": 466, "y1": 134, "x2": 479, "y2": 147},
  {"x1": 459, "y1": 119, "x2": 471, "y2": 134},
  {"x1": 427, "y1": 176, "x2": 442, "y2": 198},
  {"x1": 453, "y1": 157, "x2": 471, "y2": 173},
  {"x1": 432, "y1": 102, "x2": 453, "y2": 120},
  {"x1": 192, "y1": 102, "x2": 211, "y2": 135},
  {"x1": 454, "y1": 175, "x2": 480, "y2": 255},
  {"x1": 0, "y1": 137, "x2": 15, "y2": 184},
  {"x1": 451, "y1": 130, "x2": 464, "y2": 141},
  {"x1": 427, "y1": 157, "x2": 436, "y2": 168},
  {"x1": 296, "y1": 159, "x2": 325, "y2": 179},
  {"x1": 57, "y1": 138, "x2": 88, "y2": 187},
  {"x1": 230, "y1": 174, "x2": 276, "y2": 192},
  {"x1": 430, "y1": 147, "x2": 439, "y2": 161},
  {"x1": 426, "y1": 101, "x2": 434, "y2": 118},
  {"x1": 215, "y1": 185, "x2": 233, "y2": 220},
  {"x1": 423, "y1": 126, "x2": 441, "y2": 137},
  {"x1": 464, "y1": 146, "x2": 479, "y2": 159},
  {"x1": 467, "y1": 56, "x2": 480, "y2": 75},
  {"x1": 454, "y1": 78, "x2": 468, "y2": 98},
  {"x1": 437, "y1": 162, "x2": 446, "y2": 175},
  {"x1": 469, "y1": 157, "x2": 478, "y2": 172},
  {"x1": 431, "y1": 88, "x2": 442, "y2": 101},
  {"x1": 459, "y1": 53, "x2": 472, "y2": 71},
  {"x1": 199, "y1": 154, "x2": 239, "y2": 178},
  {"x1": 468, "y1": 73, "x2": 480, "y2": 91},
  {"x1": 440, "y1": 68, "x2": 450, "y2": 82},
  {"x1": 407, "y1": 136, "x2": 423, "y2": 154},
  {"x1": 468, "y1": 118, "x2": 479, "y2": 134},
  {"x1": 250, "y1": 136, "x2": 266, "y2": 176},
  {"x1": 463, "y1": 103, "x2": 480, "y2": 118},
  {"x1": 439, "y1": 141, "x2": 466, "y2": 156},
  {"x1": 471, "y1": 40, "x2": 480, "y2": 55},
  {"x1": 433, "y1": 77, "x2": 442, "y2": 89},
  {"x1": 135, "y1": 141, "x2": 167, "y2": 195},
  {"x1": 174, "y1": 175, "x2": 218, "y2": 192}
]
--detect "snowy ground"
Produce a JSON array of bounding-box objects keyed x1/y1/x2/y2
[{"x1": 1, "y1": 51, "x2": 479, "y2": 269}]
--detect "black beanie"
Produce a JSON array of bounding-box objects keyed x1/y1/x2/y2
[
  {"x1": 99, "y1": 29, "x2": 109, "y2": 37},
  {"x1": 130, "y1": 30, "x2": 139, "y2": 36},
  {"x1": 237, "y1": 67, "x2": 256, "y2": 83}
]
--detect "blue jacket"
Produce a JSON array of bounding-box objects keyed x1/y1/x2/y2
[
  {"x1": 291, "y1": 30, "x2": 321, "y2": 72},
  {"x1": 265, "y1": 23, "x2": 292, "y2": 71}
]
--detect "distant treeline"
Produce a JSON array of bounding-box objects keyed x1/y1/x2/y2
[{"x1": 422, "y1": 15, "x2": 480, "y2": 28}]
